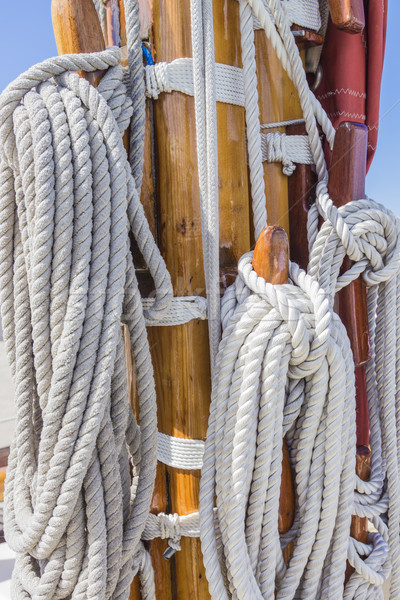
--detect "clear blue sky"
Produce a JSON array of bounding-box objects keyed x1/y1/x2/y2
[{"x1": 0, "y1": 1, "x2": 399, "y2": 214}]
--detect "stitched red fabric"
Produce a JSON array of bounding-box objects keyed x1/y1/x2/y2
[{"x1": 316, "y1": 0, "x2": 388, "y2": 171}]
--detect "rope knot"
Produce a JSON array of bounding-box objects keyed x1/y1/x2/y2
[
  {"x1": 145, "y1": 63, "x2": 172, "y2": 99},
  {"x1": 230, "y1": 252, "x2": 335, "y2": 380},
  {"x1": 314, "y1": 194, "x2": 400, "y2": 291},
  {"x1": 261, "y1": 131, "x2": 296, "y2": 176},
  {"x1": 158, "y1": 512, "x2": 182, "y2": 553}
]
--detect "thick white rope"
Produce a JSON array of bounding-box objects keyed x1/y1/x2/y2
[
  {"x1": 200, "y1": 252, "x2": 356, "y2": 599},
  {"x1": 123, "y1": 0, "x2": 146, "y2": 193},
  {"x1": 252, "y1": 0, "x2": 322, "y2": 32},
  {"x1": 0, "y1": 47, "x2": 172, "y2": 600},
  {"x1": 144, "y1": 59, "x2": 245, "y2": 106},
  {"x1": 190, "y1": 0, "x2": 220, "y2": 372},
  {"x1": 200, "y1": 200, "x2": 400, "y2": 599},
  {"x1": 196, "y1": 1, "x2": 400, "y2": 599},
  {"x1": 239, "y1": 0, "x2": 267, "y2": 239}
]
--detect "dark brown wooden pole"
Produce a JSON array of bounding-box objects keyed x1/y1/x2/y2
[
  {"x1": 328, "y1": 121, "x2": 371, "y2": 567},
  {"x1": 286, "y1": 123, "x2": 317, "y2": 271}
]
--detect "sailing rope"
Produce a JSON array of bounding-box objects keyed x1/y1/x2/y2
[
  {"x1": 0, "y1": 48, "x2": 171, "y2": 599},
  {"x1": 0, "y1": 0, "x2": 400, "y2": 599}
]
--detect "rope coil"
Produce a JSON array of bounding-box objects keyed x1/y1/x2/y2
[{"x1": 0, "y1": 47, "x2": 168, "y2": 599}]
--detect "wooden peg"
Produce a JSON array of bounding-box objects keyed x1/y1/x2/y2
[
  {"x1": 252, "y1": 226, "x2": 295, "y2": 535},
  {"x1": 328, "y1": 0, "x2": 365, "y2": 34}
]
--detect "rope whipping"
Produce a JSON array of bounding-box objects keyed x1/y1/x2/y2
[{"x1": 0, "y1": 47, "x2": 172, "y2": 600}]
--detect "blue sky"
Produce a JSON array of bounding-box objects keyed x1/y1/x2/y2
[{"x1": 0, "y1": 1, "x2": 399, "y2": 214}]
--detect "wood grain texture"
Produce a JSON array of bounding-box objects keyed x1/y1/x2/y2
[
  {"x1": 51, "y1": 0, "x2": 105, "y2": 86},
  {"x1": 328, "y1": 0, "x2": 365, "y2": 33},
  {"x1": 151, "y1": 1, "x2": 209, "y2": 595},
  {"x1": 254, "y1": 34, "x2": 304, "y2": 236},
  {"x1": 252, "y1": 226, "x2": 289, "y2": 285},
  {"x1": 150, "y1": 1, "x2": 250, "y2": 597}
]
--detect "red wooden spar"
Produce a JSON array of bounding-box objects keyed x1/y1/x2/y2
[
  {"x1": 318, "y1": 0, "x2": 388, "y2": 170},
  {"x1": 328, "y1": 122, "x2": 371, "y2": 552}
]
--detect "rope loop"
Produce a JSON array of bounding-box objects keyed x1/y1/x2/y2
[
  {"x1": 311, "y1": 195, "x2": 400, "y2": 293},
  {"x1": 236, "y1": 252, "x2": 334, "y2": 378}
]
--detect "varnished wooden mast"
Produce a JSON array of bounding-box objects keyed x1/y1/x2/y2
[
  {"x1": 149, "y1": 0, "x2": 250, "y2": 597},
  {"x1": 253, "y1": 28, "x2": 320, "y2": 235},
  {"x1": 328, "y1": 122, "x2": 371, "y2": 567}
]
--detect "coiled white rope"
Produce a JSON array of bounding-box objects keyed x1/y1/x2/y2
[
  {"x1": 200, "y1": 199, "x2": 400, "y2": 599},
  {"x1": 0, "y1": 47, "x2": 172, "y2": 600}
]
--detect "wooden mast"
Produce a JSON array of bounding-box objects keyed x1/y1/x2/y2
[
  {"x1": 328, "y1": 122, "x2": 371, "y2": 563},
  {"x1": 51, "y1": 0, "x2": 106, "y2": 85},
  {"x1": 149, "y1": 0, "x2": 250, "y2": 597},
  {"x1": 254, "y1": 27, "x2": 321, "y2": 236}
]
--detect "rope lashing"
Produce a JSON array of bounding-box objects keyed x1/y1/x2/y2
[
  {"x1": 260, "y1": 131, "x2": 313, "y2": 175},
  {"x1": 143, "y1": 511, "x2": 203, "y2": 558},
  {"x1": 252, "y1": 0, "x2": 322, "y2": 32},
  {"x1": 0, "y1": 47, "x2": 171, "y2": 600},
  {"x1": 157, "y1": 432, "x2": 205, "y2": 470},
  {"x1": 142, "y1": 295, "x2": 207, "y2": 327},
  {"x1": 144, "y1": 59, "x2": 245, "y2": 107}
]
